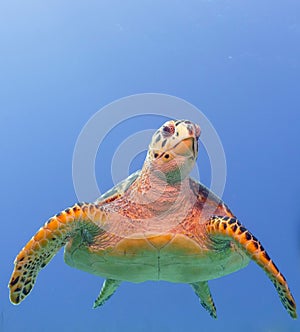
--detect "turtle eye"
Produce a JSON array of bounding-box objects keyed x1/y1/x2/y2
[
  {"x1": 162, "y1": 124, "x2": 175, "y2": 136},
  {"x1": 194, "y1": 124, "x2": 201, "y2": 140}
]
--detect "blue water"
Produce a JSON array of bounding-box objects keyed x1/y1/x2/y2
[{"x1": 1, "y1": 1, "x2": 300, "y2": 331}]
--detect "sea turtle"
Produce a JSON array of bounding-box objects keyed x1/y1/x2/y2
[{"x1": 9, "y1": 119, "x2": 297, "y2": 319}]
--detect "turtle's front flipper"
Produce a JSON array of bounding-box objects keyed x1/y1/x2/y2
[
  {"x1": 9, "y1": 203, "x2": 102, "y2": 305},
  {"x1": 93, "y1": 279, "x2": 121, "y2": 309},
  {"x1": 190, "y1": 281, "x2": 217, "y2": 319},
  {"x1": 206, "y1": 216, "x2": 297, "y2": 319}
]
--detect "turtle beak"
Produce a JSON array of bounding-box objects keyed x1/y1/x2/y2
[{"x1": 173, "y1": 138, "x2": 196, "y2": 157}]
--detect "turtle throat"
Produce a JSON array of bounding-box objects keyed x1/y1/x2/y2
[{"x1": 129, "y1": 161, "x2": 194, "y2": 214}]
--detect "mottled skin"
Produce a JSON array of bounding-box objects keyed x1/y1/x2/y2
[{"x1": 9, "y1": 120, "x2": 297, "y2": 319}]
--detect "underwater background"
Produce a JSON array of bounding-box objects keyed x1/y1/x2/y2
[{"x1": 1, "y1": 1, "x2": 300, "y2": 331}]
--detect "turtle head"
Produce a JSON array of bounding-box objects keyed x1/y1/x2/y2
[{"x1": 146, "y1": 119, "x2": 201, "y2": 184}]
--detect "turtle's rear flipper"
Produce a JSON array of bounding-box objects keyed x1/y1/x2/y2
[
  {"x1": 93, "y1": 279, "x2": 121, "y2": 308},
  {"x1": 9, "y1": 203, "x2": 101, "y2": 305},
  {"x1": 190, "y1": 281, "x2": 217, "y2": 318},
  {"x1": 206, "y1": 216, "x2": 297, "y2": 319}
]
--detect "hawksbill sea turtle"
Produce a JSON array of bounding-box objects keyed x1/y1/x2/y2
[{"x1": 9, "y1": 119, "x2": 297, "y2": 319}]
